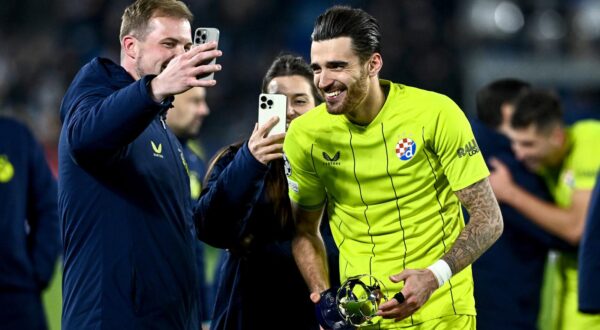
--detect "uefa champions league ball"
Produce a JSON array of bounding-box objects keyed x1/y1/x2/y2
[{"x1": 336, "y1": 274, "x2": 388, "y2": 326}]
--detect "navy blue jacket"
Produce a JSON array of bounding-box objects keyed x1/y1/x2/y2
[
  {"x1": 179, "y1": 138, "x2": 214, "y2": 323},
  {"x1": 195, "y1": 143, "x2": 339, "y2": 330},
  {"x1": 0, "y1": 117, "x2": 60, "y2": 328},
  {"x1": 59, "y1": 58, "x2": 200, "y2": 329},
  {"x1": 470, "y1": 120, "x2": 574, "y2": 330},
  {"x1": 579, "y1": 172, "x2": 600, "y2": 313}
]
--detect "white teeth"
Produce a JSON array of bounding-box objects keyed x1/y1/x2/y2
[{"x1": 325, "y1": 90, "x2": 341, "y2": 98}]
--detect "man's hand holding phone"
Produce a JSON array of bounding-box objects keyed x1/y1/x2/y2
[{"x1": 149, "y1": 28, "x2": 222, "y2": 102}]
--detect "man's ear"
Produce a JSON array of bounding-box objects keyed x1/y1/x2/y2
[
  {"x1": 500, "y1": 103, "x2": 515, "y2": 123},
  {"x1": 368, "y1": 53, "x2": 383, "y2": 77},
  {"x1": 122, "y1": 35, "x2": 137, "y2": 60},
  {"x1": 550, "y1": 125, "x2": 565, "y2": 146}
]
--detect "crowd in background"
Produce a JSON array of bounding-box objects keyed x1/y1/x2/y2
[
  {"x1": 3, "y1": 0, "x2": 600, "y2": 160},
  {"x1": 0, "y1": 0, "x2": 465, "y2": 161}
]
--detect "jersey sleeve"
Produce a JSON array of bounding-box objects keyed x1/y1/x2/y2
[
  {"x1": 432, "y1": 96, "x2": 490, "y2": 191},
  {"x1": 571, "y1": 124, "x2": 600, "y2": 190},
  {"x1": 283, "y1": 120, "x2": 326, "y2": 210}
]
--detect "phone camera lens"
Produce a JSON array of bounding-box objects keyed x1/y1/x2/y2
[
  {"x1": 260, "y1": 103, "x2": 267, "y2": 109},
  {"x1": 260, "y1": 96, "x2": 267, "y2": 102},
  {"x1": 267, "y1": 100, "x2": 273, "y2": 106}
]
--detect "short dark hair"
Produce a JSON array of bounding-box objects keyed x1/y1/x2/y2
[
  {"x1": 511, "y1": 90, "x2": 563, "y2": 133},
  {"x1": 311, "y1": 6, "x2": 381, "y2": 63},
  {"x1": 261, "y1": 54, "x2": 323, "y2": 104},
  {"x1": 476, "y1": 79, "x2": 531, "y2": 129}
]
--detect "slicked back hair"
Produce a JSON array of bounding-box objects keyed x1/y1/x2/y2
[
  {"x1": 261, "y1": 54, "x2": 323, "y2": 104},
  {"x1": 120, "y1": 0, "x2": 193, "y2": 41},
  {"x1": 476, "y1": 79, "x2": 531, "y2": 129},
  {"x1": 512, "y1": 90, "x2": 563, "y2": 133},
  {"x1": 311, "y1": 6, "x2": 381, "y2": 63}
]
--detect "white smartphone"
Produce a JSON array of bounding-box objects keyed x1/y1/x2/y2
[
  {"x1": 258, "y1": 93, "x2": 287, "y2": 136},
  {"x1": 193, "y1": 27, "x2": 220, "y2": 80}
]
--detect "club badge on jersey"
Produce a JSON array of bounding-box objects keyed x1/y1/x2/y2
[{"x1": 396, "y1": 137, "x2": 417, "y2": 161}]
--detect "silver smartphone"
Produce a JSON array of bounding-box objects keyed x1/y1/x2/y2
[
  {"x1": 258, "y1": 93, "x2": 287, "y2": 136},
  {"x1": 193, "y1": 27, "x2": 220, "y2": 80}
]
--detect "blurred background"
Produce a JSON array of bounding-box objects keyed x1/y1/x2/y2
[{"x1": 1, "y1": 0, "x2": 600, "y2": 328}]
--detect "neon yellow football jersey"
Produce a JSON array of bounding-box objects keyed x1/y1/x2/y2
[
  {"x1": 538, "y1": 120, "x2": 600, "y2": 330},
  {"x1": 541, "y1": 120, "x2": 600, "y2": 208},
  {"x1": 284, "y1": 80, "x2": 489, "y2": 328}
]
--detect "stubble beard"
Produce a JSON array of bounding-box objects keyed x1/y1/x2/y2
[
  {"x1": 134, "y1": 54, "x2": 146, "y2": 80},
  {"x1": 134, "y1": 53, "x2": 163, "y2": 79},
  {"x1": 325, "y1": 70, "x2": 369, "y2": 116}
]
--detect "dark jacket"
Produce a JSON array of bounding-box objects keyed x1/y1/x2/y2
[
  {"x1": 0, "y1": 117, "x2": 60, "y2": 329},
  {"x1": 195, "y1": 143, "x2": 339, "y2": 330},
  {"x1": 59, "y1": 57, "x2": 200, "y2": 329},
  {"x1": 579, "y1": 172, "x2": 600, "y2": 313},
  {"x1": 179, "y1": 138, "x2": 214, "y2": 323},
  {"x1": 470, "y1": 120, "x2": 574, "y2": 330}
]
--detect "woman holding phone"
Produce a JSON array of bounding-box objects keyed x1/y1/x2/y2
[{"x1": 195, "y1": 54, "x2": 339, "y2": 330}]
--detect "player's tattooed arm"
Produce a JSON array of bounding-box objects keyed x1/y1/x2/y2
[{"x1": 443, "y1": 178, "x2": 503, "y2": 274}]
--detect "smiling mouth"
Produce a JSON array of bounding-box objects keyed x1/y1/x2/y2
[
  {"x1": 524, "y1": 160, "x2": 540, "y2": 169},
  {"x1": 324, "y1": 89, "x2": 345, "y2": 102},
  {"x1": 160, "y1": 60, "x2": 171, "y2": 72}
]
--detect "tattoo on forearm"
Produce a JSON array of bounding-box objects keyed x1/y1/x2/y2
[{"x1": 443, "y1": 178, "x2": 503, "y2": 274}]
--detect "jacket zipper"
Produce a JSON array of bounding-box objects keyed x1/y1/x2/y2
[{"x1": 158, "y1": 115, "x2": 192, "y2": 239}]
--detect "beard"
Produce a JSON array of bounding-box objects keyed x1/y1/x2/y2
[
  {"x1": 524, "y1": 160, "x2": 541, "y2": 172},
  {"x1": 134, "y1": 54, "x2": 147, "y2": 80},
  {"x1": 134, "y1": 54, "x2": 167, "y2": 79},
  {"x1": 324, "y1": 69, "x2": 369, "y2": 116}
]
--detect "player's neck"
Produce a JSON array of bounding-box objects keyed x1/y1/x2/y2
[
  {"x1": 552, "y1": 130, "x2": 570, "y2": 168},
  {"x1": 120, "y1": 54, "x2": 139, "y2": 81},
  {"x1": 346, "y1": 77, "x2": 385, "y2": 126}
]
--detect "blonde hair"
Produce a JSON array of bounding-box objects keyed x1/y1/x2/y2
[{"x1": 119, "y1": 0, "x2": 193, "y2": 41}]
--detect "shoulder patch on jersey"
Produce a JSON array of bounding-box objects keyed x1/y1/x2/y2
[
  {"x1": 287, "y1": 178, "x2": 299, "y2": 193},
  {"x1": 456, "y1": 139, "x2": 480, "y2": 158},
  {"x1": 283, "y1": 154, "x2": 291, "y2": 177},
  {"x1": 396, "y1": 138, "x2": 417, "y2": 161},
  {"x1": 563, "y1": 170, "x2": 575, "y2": 188}
]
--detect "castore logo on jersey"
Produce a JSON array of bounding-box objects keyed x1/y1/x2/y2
[{"x1": 322, "y1": 151, "x2": 341, "y2": 166}]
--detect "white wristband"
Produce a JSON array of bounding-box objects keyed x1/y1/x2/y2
[{"x1": 427, "y1": 260, "x2": 452, "y2": 288}]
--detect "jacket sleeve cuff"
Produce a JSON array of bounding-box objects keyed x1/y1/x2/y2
[
  {"x1": 240, "y1": 141, "x2": 269, "y2": 174},
  {"x1": 140, "y1": 75, "x2": 174, "y2": 110}
]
